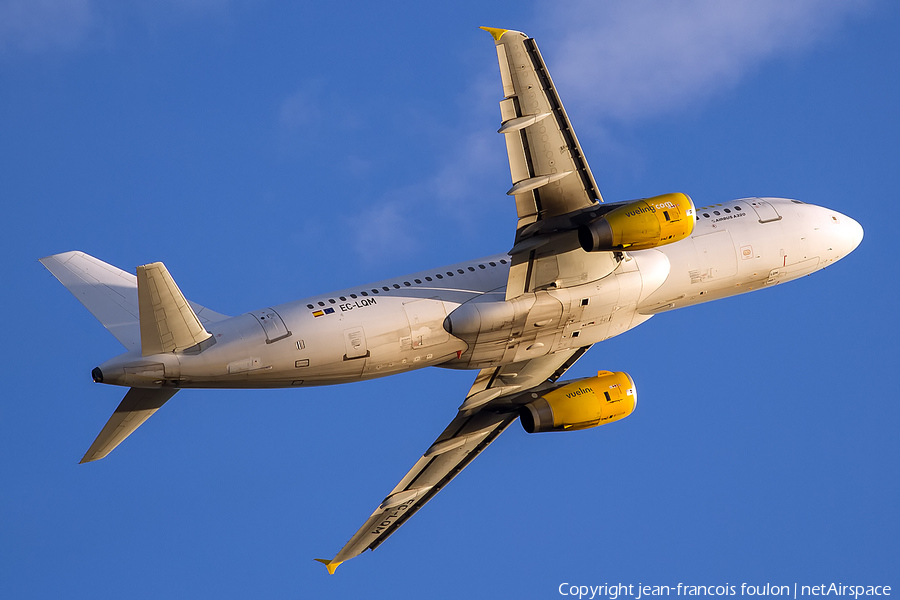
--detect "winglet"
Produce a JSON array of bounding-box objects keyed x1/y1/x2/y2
[
  {"x1": 479, "y1": 26, "x2": 508, "y2": 42},
  {"x1": 314, "y1": 558, "x2": 343, "y2": 575}
]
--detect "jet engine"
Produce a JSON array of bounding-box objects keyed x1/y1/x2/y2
[
  {"x1": 520, "y1": 371, "x2": 636, "y2": 433},
  {"x1": 578, "y1": 192, "x2": 695, "y2": 252}
]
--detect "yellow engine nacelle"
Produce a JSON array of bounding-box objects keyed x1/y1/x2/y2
[
  {"x1": 578, "y1": 192, "x2": 695, "y2": 252},
  {"x1": 520, "y1": 371, "x2": 636, "y2": 433}
]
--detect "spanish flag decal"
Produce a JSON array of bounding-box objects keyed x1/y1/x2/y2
[{"x1": 313, "y1": 308, "x2": 335, "y2": 317}]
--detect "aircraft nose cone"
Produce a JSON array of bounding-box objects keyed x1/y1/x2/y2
[{"x1": 845, "y1": 215, "x2": 864, "y2": 253}]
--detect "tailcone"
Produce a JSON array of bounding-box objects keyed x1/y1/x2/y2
[{"x1": 95, "y1": 351, "x2": 181, "y2": 388}]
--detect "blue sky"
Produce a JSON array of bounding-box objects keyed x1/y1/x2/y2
[{"x1": 2, "y1": 1, "x2": 898, "y2": 597}]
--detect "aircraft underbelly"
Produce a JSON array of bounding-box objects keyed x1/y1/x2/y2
[{"x1": 446, "y1": 250, "x2": 669, "y2": 369}]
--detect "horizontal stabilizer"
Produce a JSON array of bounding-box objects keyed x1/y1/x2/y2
[
  {"x1": 80, "y1": 387, "x2": 179, "y2": 463},
  {"x1": 137, "y1": 262, "x2": 212, "y2": 356},
  {"x1": 40, "y1": 251, "x2": 229, "y2": 351},
  {"x1": 40, "y1": 252, "x2": 144, "y2": 350}
]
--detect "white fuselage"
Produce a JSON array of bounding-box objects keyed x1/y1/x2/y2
[{"x1": 96, "y1": 198, "x2": 863, "y2": 390}]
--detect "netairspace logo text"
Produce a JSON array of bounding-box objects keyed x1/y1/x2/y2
[{"x1": 558, "y1": 584, "x2": 892, "y2": 600}]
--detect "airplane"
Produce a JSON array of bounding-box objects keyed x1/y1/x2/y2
[{"x1": 41, "y1": 27, "x2": 863, "y2": 573}]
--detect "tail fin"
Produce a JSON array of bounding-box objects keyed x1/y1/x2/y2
[
  {"x1": 40, "y1": 251, "x2": 229, "y2": 351},
  {"x1": 136, "y1": 262, "x2": 213, "y2": 356}
]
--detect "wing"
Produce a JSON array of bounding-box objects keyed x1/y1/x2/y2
[
  {"x1": 482, "y1": 27, "x2": 602, "y2": 231},
  {"x1": 316, "y1": 346, "x2": 590, "y2": 573},
  {"x1": 481, "y1": 28, "x2": 621, "y2": 300}
]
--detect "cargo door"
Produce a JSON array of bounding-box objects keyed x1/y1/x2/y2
[
  {"x1": 250, "y1": 308, "x2": 291, "y2": 343},
  {"x1": 403, "y1": 299, "x2": 450, "y2": 349}
]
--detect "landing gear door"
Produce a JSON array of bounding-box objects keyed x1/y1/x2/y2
[{"x1": 250, "y1": 308, "x2": 291, "y2": 343}]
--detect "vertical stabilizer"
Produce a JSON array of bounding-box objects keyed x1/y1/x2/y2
[{"x1": 136, "y1": 262, "x2": 212, "y2": 356}]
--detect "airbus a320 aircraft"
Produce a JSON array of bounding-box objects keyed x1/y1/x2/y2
[{"x1": 42, "y1": 28, "x2": 862, "y2": 573}]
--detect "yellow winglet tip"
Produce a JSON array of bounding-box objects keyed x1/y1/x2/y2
[
  {"x1": 479, "y1": 26, "x2": 508, "y2": 42},
  {"x1": 314, "y1": 558, "x2": 343, "y2": 575}
]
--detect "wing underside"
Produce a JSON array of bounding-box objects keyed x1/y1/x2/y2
[
  {"x1": 481, "y1": 28, "x2": 620, "y2": 300},
  {"x1": 318, "y1": 346, "x2": 590, "y2": 573},
  {"x1": 484, "y1": 27, "x2": 602, "y2": 230}
]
